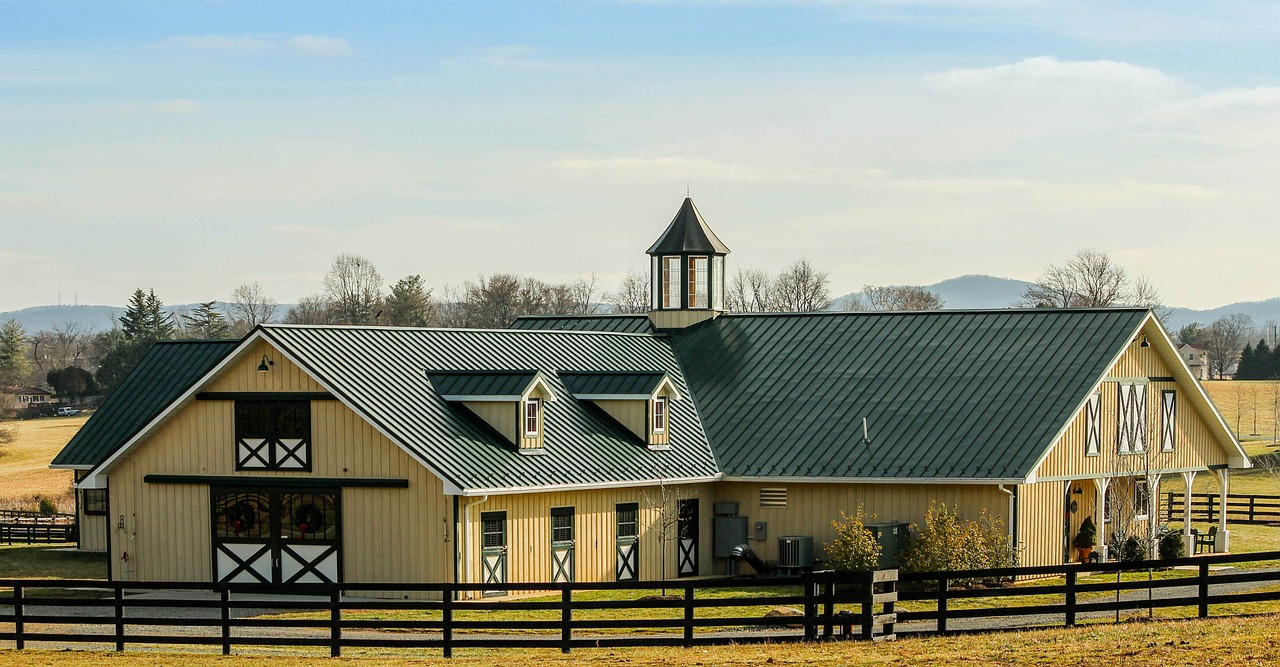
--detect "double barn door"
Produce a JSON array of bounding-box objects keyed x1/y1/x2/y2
[{"x1": 213, "y1": 487, "x2": 341, "y2": 585}]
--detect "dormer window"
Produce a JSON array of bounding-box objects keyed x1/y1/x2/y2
[
  {"x1": 653, "y1": 396, "x2": 667, "y2": 433},
  {"x1": 524, "y1": 398, "x2": 542, "y2": 438},
  {"x1": 560, "y1": 371, "x2": 680, "y2": 449}
]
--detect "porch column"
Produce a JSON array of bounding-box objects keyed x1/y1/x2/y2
[
  {"x1": 1147, "y1": 473, "x2": 1162, "y2": 558},
  {"x1": 1092, "y1": 477, "x2": 1110, "y2": 561},
  {"x1": 1181, "y1": 471, "x2": 1197, "y2": 556},
  {"x1": 1213, "y1": 469, "x2": 1231, "y2": 552}
]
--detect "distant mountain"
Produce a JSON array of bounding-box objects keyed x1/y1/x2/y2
[
  {"x1": 0, "y1": 305, "x2": 127, "y2": 334},
  {"x1": 831, "y1": 274, "x2": 1034, "y2": 311},
  {"x1": 1165, "y1": 298, "x2": 1280, "y2": 333}
]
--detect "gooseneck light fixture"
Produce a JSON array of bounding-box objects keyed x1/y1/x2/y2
[{"x1": 257, "y1": 355, "x2": 274, "y2": 372}]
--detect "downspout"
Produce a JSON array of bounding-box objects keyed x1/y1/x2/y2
[
  {"x1": 997, "y1": 485, "x2": 1018, "y2": 556},
  {"x1": 459, "y1": 495, "x2": 488, "y2": 600}
]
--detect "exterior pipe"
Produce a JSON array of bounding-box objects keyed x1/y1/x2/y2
[
  {"x1": 460, "y1": 495, "x2": 488, "y2": 599},
  {"x1": 997, "y1": 484, "x2": 1018, "y2": 554}
]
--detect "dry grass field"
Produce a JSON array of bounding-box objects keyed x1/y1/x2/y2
[
  {"x1": 0, "y1": 415, "x2": 85, "y2": 513},
  {"x1": 2, "y1": 613, "x2": 1280, "y2": 666},
  {"x1": 1203, "y1": 380, "x2": 1280, "y2": 445}
]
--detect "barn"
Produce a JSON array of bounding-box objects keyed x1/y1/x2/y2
[{"x1": 53, "y1": 198, "x2": 1248, "y2": 593}]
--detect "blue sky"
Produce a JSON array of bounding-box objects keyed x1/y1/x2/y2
[{"x1": 4, "y1": 1, "x2": 1280, "y2": 313}]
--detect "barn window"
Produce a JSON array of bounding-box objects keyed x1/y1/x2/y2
[
  {"x1": 1116, "y1": 382, "x2": 1147, "y2": 454},
  {"x1": 83, "y1": 489, "x2": 107, "y2": 515},
  {"x1": 760, "y1": 487, "x2": 787, "y2": 508},
  {"x1": 1085, "y1": 392, "x2": 1101, "y2": 457},
  {"x1": 523, "y1": 398, "x2": 542, "y2": 438},
  {"x1": 235, "y1": 400, "x2": 312, "y2": 471},
  {"x1": 652, "y1": 396, "x2": 667, "y2": 434}
]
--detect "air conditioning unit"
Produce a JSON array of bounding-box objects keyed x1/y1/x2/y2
[{"x1": 778, "y1": 535, "x2": 814, "y2": 570}]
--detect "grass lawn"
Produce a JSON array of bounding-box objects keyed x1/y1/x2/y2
[
  {"x1": 3, "y1": 613, "x2": 1280, "y2": 665},
  {"x1": 0, "y1": 414, "x2": 87, "y2": 512},
  {"x1": 0, "y1": 543, "x2": 107, "y2": 582}
]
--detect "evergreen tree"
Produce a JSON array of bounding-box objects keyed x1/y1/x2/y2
[
  {"x1": 385, "y1": 275, "x2": 436, "y2": 327},
  {"x1": 1238, "y1": 343, "x2": 1257, "y2": 380},
  {"x1": 0, "y1": 319, "x2": 32, "y2": 386},
  {"x1": 119, "y1": 288, "x2": 175, "y2": 341},
  {"x1": 1256, "y1": 338, "x2": 1274, "y2": 379},
  {"x1": 182, "y1": 301, "x2": 230, "y2": 339}
]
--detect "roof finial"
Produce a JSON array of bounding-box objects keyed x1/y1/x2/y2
[{"x1": 686, "y1": 179, "x2": 690, "y2": 198}]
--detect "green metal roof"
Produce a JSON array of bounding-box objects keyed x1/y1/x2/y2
[
  {"x1": 426, "y1": 370, "x2": 541, "y2": 399},
  {"x1": 559, "y1": 371, "x2": 668, "y2": 398},
  {"x1": 668, "y1": 309, "x2": 1149, "y2": 481},
  {"x1": 646, "y1": 197, "x2": 731, "y2": 255},
  {"x1": 510, "y1": 314, "x2": 655, "y2": 334},
  {"x1": 51, "y1": 339, "x2": 239, "y2": 468},
  {"x1": 259, "y1": 325, "x2": 719, "y2": 493}
]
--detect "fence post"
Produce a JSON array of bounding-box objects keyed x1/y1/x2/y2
[
  {"x1": 823, "y1": 574, "x2": 835, "y2": 640},
  {"x1": 329, "y1": 587, "x2": 341, "y2": 658},
  {"x1": 1065, "y1": 569, "x2": 1077, "y2": 628},
  {"x1": 860, "y1": 572, "x2": 874, "y2": 641},
  {"x1": 683, "y1": 585, "x2": 695, "y2": 647},
  {"x1": 114, "y1": 584, "x2": 125, "y2": 652},
  {"x1": 802, "y1": 570, "x2": 816, "y2": 642},
  {"x1": 1198, "y1": 560, "x2": 1210, "y2": 619},
  {"x1": 1208, "y1": 495, "x2": 1216, "y2": 523},
  {"x1": 1249, "y1": 496, "x2": 1256, "y2": 523},
  {"x1": 13, "y1": 584, "x2": 22, "y2": 650},
  {"x1": 560, "y1": 587, "x2": 572, "y2": 654},
  {"x1": 220, "y1": 587, "x2": 231, "y2": 655},
  {"x1": 442, "y1": 587, "x2": 454, "y2": 659},
  {"x1": 937, "y1": 575, "x2": 949, "y2": 634}
]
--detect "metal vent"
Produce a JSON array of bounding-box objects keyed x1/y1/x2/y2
[
  {"x1": 760, "y1": 487, "x2": 787, "y2": 508},
  {"x1": 778, "y1": 535, "x2": 814, "y2": 569}
]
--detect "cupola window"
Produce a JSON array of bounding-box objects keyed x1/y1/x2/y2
[
  {"x1": 688, "y1": 256, "x2": 708, "y2": 308},
  {"x1": 662, "y1": 256, "x2": 681, "y2": 308}
]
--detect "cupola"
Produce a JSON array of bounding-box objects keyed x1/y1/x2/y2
[{"x1": 646, "y1": 198, "x2": 730, "y2": 329}]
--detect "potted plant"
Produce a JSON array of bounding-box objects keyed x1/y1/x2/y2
[{"x1": 1073, "y1": 517, "x2": 1097, "y2": 563}]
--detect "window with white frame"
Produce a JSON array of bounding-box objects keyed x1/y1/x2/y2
[
  {"x1": 1117, "y1": 382, "x2": 1147, "y2": 454},
  {"x1": 688, "y1": 256, "x2": 708, "y2": 308},
  {"x1": 523, "y1": 398, "x2": 541, "y2": 437},
  {"x1": 662, "y1": 257, "x2": 681, "y2": 308},
  {"x1": 652, "y1": 396, "x2": 667, "y2": 433},
  {"x1": 712, "y1": 256, "x2": 724, "y2": 310},
  {"x1": 1134, "y1": 478, "x2": 1150, "y2": 521}
]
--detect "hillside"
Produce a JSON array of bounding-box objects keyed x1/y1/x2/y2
[{"x1": 0, "y1": 415, "x2": 81, "y2": 512}]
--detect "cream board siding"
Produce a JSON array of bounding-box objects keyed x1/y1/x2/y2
[
  {"x1": 205, "y1": 341, "x2": 326, "y2": 393},
  {"x1": 714, "y1": 482, "x2": 1008, "y2": 564},
  {"x1": 1017, "y1": 481, "x2": 1069, "y2": 568},
  {"x1": 78, "y1": 510, "x2": 108, "y2": 552},
  {"x1": 460, "y1": 483, "x2": 714, "y2": 587},
  {"x1": 594, "y1": 400, "x2": 647, "y2": 441},
  {"x1": 1036, "y1": 336, "x2": 1228, "y2": 481},
  {"x1": 463, "y1": 401, "x2": 518, "y2": 444},
  {"x1": 106, "y1": 343, "x2": 453, "y2": 585},
  {"x1": 647, "y1": 310, "x2": 718, "y2": 330}
]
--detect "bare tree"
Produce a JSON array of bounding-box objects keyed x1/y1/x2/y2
[
  {"x1": 772, "y1": 258, "x2": 830, "y2": 312},
  {"x1": 458, "y1": 274, "x2": 524, "y2": 328},
  {"x1": 228, "y1": 282, "x2": 278, "y2": 334},
  {"x1": 284, "y1": 294, "x2": 333, "y2": 325},
  {"x1": 323, "y1": 253, "x2": 384, "y2": 325},
  {"x1": 859, "y1": 284, "x2": 945, "y2": 311},
  {"x1": 609, "y1": 270, "x2": 650, "y2": 314},
  {"x1": 568, "y1": 274, "x2": 602, "y2": 315},
  {"x1": 1021, "y1": 249, "x2": 1166, "y2": 316},
  {"x1": 1204, "y1": 314, "x2": 1253, "y2": 379},
  {"x1": 725, "y1": 267, "x2": 776, "y2": 313},
  {"x1": 641, "y1": 474, "x2": 682, "y2": 593}
]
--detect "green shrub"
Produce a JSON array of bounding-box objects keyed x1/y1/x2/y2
[
  {"x1": 824, "y1": 507, "x2": 882, "y2": 571},
  {"x1": 899, "y1": 504, "x2": 1017, "y2": 579},
  {"x1": 1118, "y1": 535, "x2": 1147, "y2": 563},
  {"x1": 36, "y1": 495, "x2": 58, "y2": 515},
  {"x1": 1073, "y1": 517, "x2": 1097, "y2": 550},
  {"x1": 1159, "y1": 531, "x2": 1185, "y2": 560}
]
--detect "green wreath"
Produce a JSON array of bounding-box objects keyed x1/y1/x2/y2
[
  {"x1": 226, "y1": 500, "x2": 258, "y2": 536},
  {"x1": 293, "y1": 502, "x2": 327, "y2": 536}
]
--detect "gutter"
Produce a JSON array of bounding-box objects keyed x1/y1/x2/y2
[
  {"x1": 997, "y1": 484, "x2": 1018, "y2": 554},
  {"x1": 459, "y1": 495, "x2": 488, "y2": 599}
]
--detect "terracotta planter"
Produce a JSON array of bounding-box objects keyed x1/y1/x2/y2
[{"x1": 1076, "y1": 546, "x2": 1093, "y2": 563}]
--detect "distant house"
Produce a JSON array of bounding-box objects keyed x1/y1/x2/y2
[
  {"x1": 1178, "y1": 344, "x2": 1210, "y2": 381},
  {"x1": 4, "y1": 385, "x2": 52, "y2": 405},
  {"x1": 53, "y1": 199, "x2": 1249, "y2": 591}
]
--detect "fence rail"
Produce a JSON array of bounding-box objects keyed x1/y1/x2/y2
[
  {"x1": 0, "y1": 510, "x2": 77, "y2": 545},
  {"x1": 1163, "y1": 492, "x2": 1280, "y2": 525},
  {"x1": 2, "y1": 551, "x2": 1279, "y2": 658}
]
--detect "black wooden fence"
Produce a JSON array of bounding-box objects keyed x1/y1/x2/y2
[
  {"x1": 2, "y1": 551, "x2": 1279, "y2": 658},
  {"x1": 1163, "y1": 492, "x2": 1280, "y2": 525},
  {"x1": 0, "y1": 510, "x2": 76, "y2": 545}
]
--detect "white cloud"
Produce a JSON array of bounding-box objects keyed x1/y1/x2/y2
[
  {"x1": 117, "y1": 99, "x2": 201, "y2": 117},
  {"x1": 927, "y1": 56, "x2": 1179, "y2": 95},
  {"x1": 284, "y1": 35, "x2": 353, "y2": 58},
  {"x1": 1137, "y1": 86, "x2": 1280, "y2": 147},
  {"x1": 547, "y1": 156, "x2": 808, "y2": 183}
]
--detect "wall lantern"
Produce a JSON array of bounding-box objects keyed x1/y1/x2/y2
[{"x1": 257, "y1": 355, "x2": 274, "y2": 372}]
